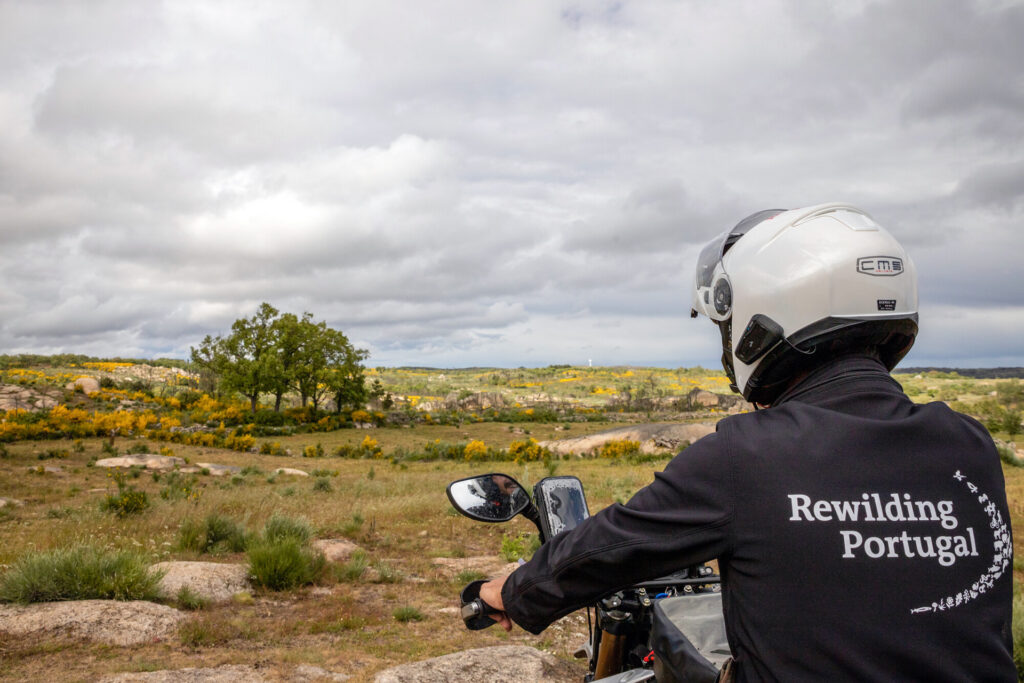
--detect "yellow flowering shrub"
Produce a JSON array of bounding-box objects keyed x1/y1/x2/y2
[
  {"x1": 508, "y1": 438, "x2": 552, "y2": 464},
  {"x1": 463, "y1": 439, "x2": 488, "y2": 461},
  {"x1": 598, "y1": 439, "x2": 641, "y2": 460}
]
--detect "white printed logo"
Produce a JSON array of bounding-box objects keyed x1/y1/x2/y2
[{"x1": 908, "y1": 471, "x2": 1011, "y2": 614}]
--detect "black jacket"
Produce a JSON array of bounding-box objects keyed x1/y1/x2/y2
[{"x1": 502, "y1": 357, "x2": 1015, "y2": 681}]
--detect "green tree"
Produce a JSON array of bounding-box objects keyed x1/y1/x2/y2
[
  {"x1": 270, "y1": 312, "x2": 318, "y2": 412},
  {"x1": 219, "y1": 303, "x2": 281, "y2": 413},
  {"x1": 189, "y1": 335, "x2": 224, "y2": 395},
  {"x1": 326, "y1": 329, "x2": 369, "y2": 413},
  {"x1": 1003, "y1": 410, "x2": 1022, "y2": 437}
]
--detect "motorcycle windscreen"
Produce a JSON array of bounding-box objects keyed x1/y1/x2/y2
[
  {"x1": 651, "y1": 593, "x2": 731, "y2": 683},
  {"x1": 533, "y1": 476, "x2": 590, "y2": 541}
]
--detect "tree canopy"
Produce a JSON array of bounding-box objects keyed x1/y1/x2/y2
[{"x1": 190, "y1": 304, "x2": 368, "y2": 413}]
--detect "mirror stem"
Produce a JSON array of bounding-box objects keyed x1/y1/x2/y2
[{"x1": 521, "y1": 502, "x2": 546, "y2": 544}]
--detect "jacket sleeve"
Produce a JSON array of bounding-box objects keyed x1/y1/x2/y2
[{"x1": 501, "y1": 432, "x2": 736, "y2": 634}]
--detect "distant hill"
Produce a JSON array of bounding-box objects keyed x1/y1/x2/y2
[{"x1": 898, "y1": 367, "x2": 1024, "y2": 379}]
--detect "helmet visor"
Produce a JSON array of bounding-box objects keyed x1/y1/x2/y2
[{"x1": 692, "y1": 209, "x2": 786, "y2": 320}]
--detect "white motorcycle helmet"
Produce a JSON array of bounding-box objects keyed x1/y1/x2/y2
[{"x1": 691, "y1": 203, "x2": 919, "y2": 405}]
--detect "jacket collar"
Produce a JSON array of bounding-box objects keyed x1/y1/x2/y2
[{"x1": 772, "y1": 354, "x2": 904, "y2": 407}]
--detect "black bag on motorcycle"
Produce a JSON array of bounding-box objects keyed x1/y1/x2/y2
[{"x1": 650, "y1": 592, "x2": 731, "y2": 683}]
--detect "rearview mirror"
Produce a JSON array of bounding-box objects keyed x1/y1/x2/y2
[{"x1": 447, "y1": 473, "x2": 531, "y2": 523}]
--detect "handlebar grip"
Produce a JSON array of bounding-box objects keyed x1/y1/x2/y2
[{"x1": 460, "y1": 579, "x2": 500, "y2": 630}]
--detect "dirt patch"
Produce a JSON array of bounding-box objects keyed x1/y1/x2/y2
[
  {"x1": 431, "y1": 556, "x2": 518, "y2": 580},
  {"x1": 540, "y1": 422, "x2": 716, "y2": 455}
]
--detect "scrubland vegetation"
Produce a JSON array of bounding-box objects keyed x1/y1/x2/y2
[{"x1": 0, "y1": 352, "x2": 1022, "y2": 679}]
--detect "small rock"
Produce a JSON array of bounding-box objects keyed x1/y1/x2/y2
[
  {"x1": 372, "y1": 645, "x2": 579, "y2": 682},
  {"x1": 274, "y1": 468, "x2": 309, "y2": 477},
  {"x1": 194, "y1": 463, "x2": 241, "y2": 477},
  {"x1": 151, "y1": 561, "x2": 250, "y2": 603},
  {"x1": 0, "y1": 600, "x2": 185, "y2": 646},
  {"x1": 436, "y1": 607, "x2": 459, "y2": 615},
  {"x1": 0, "y1": 498, "x2": 24, "y2": 508},
  {"x1": 313, "y1": 539, "x2": 361, "y2": 563},
  {"x1": 66, "y1": 377, "x2": 101, "y2": 394}
]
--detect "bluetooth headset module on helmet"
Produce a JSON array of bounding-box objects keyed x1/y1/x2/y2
[{"x1": 691, "y1": 203, "x2": 919, "y2": 406}]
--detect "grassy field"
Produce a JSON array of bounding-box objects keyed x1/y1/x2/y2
[
  {"x1": 0, "y1": 429, "x2": 661, "y2": 681},
  {"x1": 1, "y1": 360, "x2": 1022, "y2": 680}
]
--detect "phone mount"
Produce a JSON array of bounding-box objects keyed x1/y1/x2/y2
[{"x1": 533, "y1": 475, "x2": 590, "y2": 541}]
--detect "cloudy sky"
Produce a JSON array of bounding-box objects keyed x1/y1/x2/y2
[{"x1": 1, "y1": 0, "x2": 1021, "y2": 369}]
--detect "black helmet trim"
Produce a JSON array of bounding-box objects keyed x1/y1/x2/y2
[{"x1": 742, "y1": 315, "x2": 919, "y2": 405}]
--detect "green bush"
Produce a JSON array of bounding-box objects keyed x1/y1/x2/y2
[
  {"x1": 313, "y1": 477, "x2": 333, "y2": 492},
  {"x1": 500, "y1": 532, "x2": 540, "y2": 562},
  {"x1": 335, "y1": 550, "x2": 368, "y2": 582},
  {"x1": 247, "y1": 537, "x2": 326, "y2": 591},
  {"x1": 263, "y1": 513, "x2": 313, "y2": 544},
  {"x1": 101, "y1": 485, "x2": 149, "y2": 517},
  {"x1": 0, "y1": 545, "x2": 162, "y2": 603},
  {"x1": 178, "y1": 513, "x2": 248, "y2": 553},
  {"x1": 159, "y1": 471, "x2": 201, "y2": 502},
  {"x1": 176, "y1": 585, "x2": 209, "y2": 610},
  {"x1": 393, "y1": 605, "x2": 424, "y2": 622},
  {"x1": 998, "y1": 445, "x2": 1024, "y2": 468}
]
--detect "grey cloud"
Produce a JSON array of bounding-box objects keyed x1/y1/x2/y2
[
  {"x1": 1, "y1": 0, "x2": 1022, "y2": 367},
  {"x1": 953, "y1": 161, "x2": 1024, "y2": 211}
]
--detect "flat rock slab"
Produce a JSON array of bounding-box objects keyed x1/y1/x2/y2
[
  {"x1": 0, "y1": 383, "x2": 60, "y2": 410},
  {"x1": 195, "y1": 462, "x2": 241, "y2": 477},
  {"x1": 540, "y1": 422, "x2": 716, "y2": 456},
  {"x1": 292, "y1": 665, "x2": 350, "y2": 682},
  {"x1": 373, "y1": 645, "x2": 578, "y2": 683},
  {"x1": 95, "y1": 455, "x2": 187, "y2": 470},
  {"x1": 0, "y1": 497, "x2": 24, "y2": 507},
  {"x1": 274, "y1": 468, "x2": 309, "y2": 477},
  {"x1": 313, "y1": 539, "x2": 361, "y2": 563},
  {"x1": 151, "y1": 561, "x2": 250, "y2": 602},
  {"x1": 431, "y1": 556, "x2": 518, "y2": 579},
  {"x1": 101, "y1": 665, "x2": 349, "y2": 682},
  {"x1": 0, "y1": 600, "x2": 185, "y2": 646},
  {"x1": 100, "y1": 665, "x2": 269, "y2": 682}
]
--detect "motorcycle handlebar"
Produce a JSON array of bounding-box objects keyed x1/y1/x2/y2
[{"x1": 459, "y1": 579, "x2": 502, "y2": 630}]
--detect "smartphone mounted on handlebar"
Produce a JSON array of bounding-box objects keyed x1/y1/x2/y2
[{"x1": 533, "y1": 475, "x2": 590, "y2": 540}]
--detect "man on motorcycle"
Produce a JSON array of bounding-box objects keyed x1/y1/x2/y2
[{"x1": 477, "y1": 204, "x2": 1016, "y2": 680}]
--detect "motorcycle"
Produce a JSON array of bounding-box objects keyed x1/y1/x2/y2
[{"x1": 447, "y1": 473, "x2": 733, "y2": 683}]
